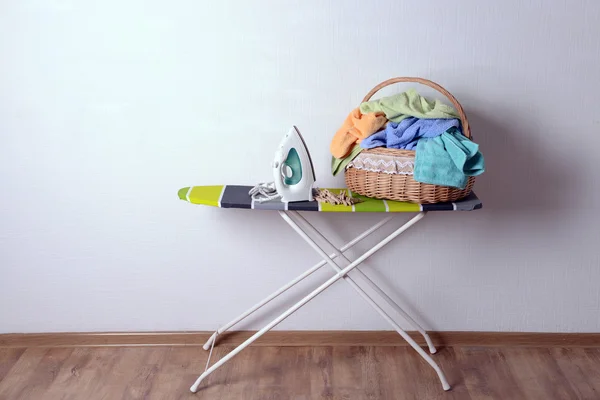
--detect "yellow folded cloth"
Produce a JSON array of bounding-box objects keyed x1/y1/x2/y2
[{"x1": 329, "y1": 108, "x2": 387, "y2": 159}]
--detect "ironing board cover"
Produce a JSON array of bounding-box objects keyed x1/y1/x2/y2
[{"x1": 178, "y1": 185, "x2": 482, "y2": 212}]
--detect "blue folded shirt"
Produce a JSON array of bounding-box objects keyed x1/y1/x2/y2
[{"x1": 361, "y1": 117, "x2": 460, "y2": 150}]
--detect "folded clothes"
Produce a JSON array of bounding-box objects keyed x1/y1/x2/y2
[
  {"x1": 361, "y1": 117, "x2": 460, "y2": 150},
  {"x1": 360, "y1": 89, "x2": 459, "y2": 123},
  {"x1": 331, "y1": 89, "x2": 464, "y2": 176},
  {"x1": 329, "y1": 108, "x2": 387, "y2": 159},
  {"x1": 414, "y1": 128, "x2": 485, "y2": 189}
]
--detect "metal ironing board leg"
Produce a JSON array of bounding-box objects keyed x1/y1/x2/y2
[
  {"x1": 190, "y1": 212, "x2": 428, "y2": 393},
  {"x1": 280, "y1": 211, "x2": 449, "y2": 391},
  {"x1": 287, "y1": 211, "x2": 437, "y2": 354},
  {"x1": 201, "y1": 215, "x2": 395, "y2": 350}
]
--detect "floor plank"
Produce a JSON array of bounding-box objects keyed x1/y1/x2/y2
[
  {"x1": 0, "y1": 348, "x2": 25, "y2": 383},
  {"x1": 206, "y1": 346, "x2": 257, "y2": 400},
  {"x1": 251, "y1": 346, "x2": 308, "y2": 400},
  {"x1": 551, "y1": 347, "x2": 600, "y2": 399},
  {"x1": 146, "y1": 347, "x2": 208, "y2": 400},
  {"x1": 0, "y1": 348, "x2": 49, "y2": 399},
  {"x1": 106, "y1": 347, "x2": 169, "y2": 400},
  {"x1": 501, "y1": 347, "x2": 579, "y2": 400},
  {"x1": 331, "y1": 346, "x2": 368, "y2": 399},
  {"x1": 121, "y1": 347, "x2": 169, "y2": 399},
  {"x1": 1, "y1": 345, "x2": 599, "y2": 399},
  {"x1": 42, "y1": 347, "x2": 117, "y2": 400},
  {"x1": 456, "y1": 347, "x2": 527, "y2": 399},
  {"x1": 374, "y1": 346, "x2": 471, "y2": 400},
  {"x1": 309, "y1": 346, "x2": 333, "y2": 400},
  {"x1": 0, "y1": 348, "x2": 74, "y2": 400}
]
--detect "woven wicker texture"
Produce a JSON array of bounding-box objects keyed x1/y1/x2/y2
[{"x1": 345, "y1": 77, "x2": 476, "y2": 204}]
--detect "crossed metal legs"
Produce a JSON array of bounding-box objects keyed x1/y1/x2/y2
[{"x1": 190, "y1": 211, "x2": 450, "y2": 393}]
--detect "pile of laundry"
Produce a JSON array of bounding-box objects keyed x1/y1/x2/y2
[{"x1": 330, "y1": 89, "x2": 485, "y2": 189}]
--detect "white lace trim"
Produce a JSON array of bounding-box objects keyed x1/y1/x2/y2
[
  {"x1": 358, "y1": 159, "x2": 414, "y2": 168},
  {"x1": 349, "y1": 165, "x2": 414, "y2": 175},
  {"x1": 348, "y1": 153, "x2": 415, "y2": 175}
]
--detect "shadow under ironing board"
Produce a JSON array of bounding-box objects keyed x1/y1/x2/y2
[{"x1": 178, "y1": 185, "x2": 482, "y2": 212}]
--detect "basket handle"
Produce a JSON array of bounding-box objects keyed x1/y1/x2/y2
[{"x1": 361, "y1": 77, "x2": 471, "y2": 139}]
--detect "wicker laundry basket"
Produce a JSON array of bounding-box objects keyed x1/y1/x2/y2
[{"x1": 345, "y1": 77, "x2": 475, "y2": 204}]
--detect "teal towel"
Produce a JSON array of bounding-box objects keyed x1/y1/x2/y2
[{"x1": 414, "y1": 128, "x2": 485, "y2": 189}]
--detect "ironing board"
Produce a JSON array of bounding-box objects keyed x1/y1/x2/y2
[{"x1": 179, "y1": 185, "x2": 482, "y2": 393}]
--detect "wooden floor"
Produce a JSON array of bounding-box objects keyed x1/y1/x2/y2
[{"x1": 1, "y1": 346, "x2": 599, "y2": 399}]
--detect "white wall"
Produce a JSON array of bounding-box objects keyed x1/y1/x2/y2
[{"x1": 1, "y1": 0, "x2": 600, "y2": 334}]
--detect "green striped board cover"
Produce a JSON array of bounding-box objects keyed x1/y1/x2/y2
[{"x1": 178, "y1": 185, "x2": 482, "y2": 212}]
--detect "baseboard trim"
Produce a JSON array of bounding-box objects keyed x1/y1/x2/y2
[{"x1": 1, "y1": 331, "x2": 599, "y2": 348}]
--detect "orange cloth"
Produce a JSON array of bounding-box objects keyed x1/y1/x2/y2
[{"x1": 330, "y1": 108, "x2": 387, "y2": 158}]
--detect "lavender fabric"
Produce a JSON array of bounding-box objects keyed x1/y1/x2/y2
[{"x1": 360, "y1": 117, "x2": 461, "y2": 150}]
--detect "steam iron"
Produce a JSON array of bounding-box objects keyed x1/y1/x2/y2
[{"x1": 272, "y1": 126, "x2": 316, "y2": 202}]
